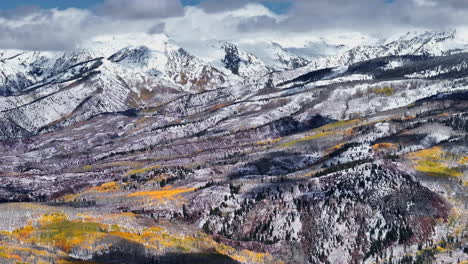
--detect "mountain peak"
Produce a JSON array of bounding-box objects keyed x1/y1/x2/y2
[{"x1": 385, "y1": 29, "x2": 456, "y2": 45}]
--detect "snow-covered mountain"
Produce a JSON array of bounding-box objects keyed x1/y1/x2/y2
[
  {"x1": 269, "y1": 29, "x2": 468, "y2": 86},
  {"x1": 235, "y1": 41, "x2": 309, "y2": 70},
  {"x1": 1, "y1": 29, "x2": 467, "y2": 138},
  {"x1": 0, "y1": 33, "x2": 309, "y2": 97},
  {"x1": 0, "y1": 34, "x2": 235, "y2": 95},
  {"x1": 1, "y1": 28, "x2": 468, "y2": 264},
  {"x1": 181, "y1": 40, "x2": 307, "y2": 80},
  {"x1": 2, "y1": 29, "x2": 463, "y2": 97}
]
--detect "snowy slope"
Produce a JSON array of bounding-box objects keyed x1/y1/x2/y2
[
  {"x1": 269, "y1": 30, "x2": 468, "y2": 86},
  {"x1": 0, "y1": 34, "x2": 235, "y2": 95},
  {"x1": 236, "y1": 41, "x2": 309, "y2": 70},
  {"x1": 1, "y1": 29, "x2": 468, "y2": 138},
  {"x1": 2, "y1": 30, "x2": 464, "y2": 97}
]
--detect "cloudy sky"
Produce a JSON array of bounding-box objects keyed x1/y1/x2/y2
[{"x1": 0, "y1": 0, "x2": 465, "y2": 51}]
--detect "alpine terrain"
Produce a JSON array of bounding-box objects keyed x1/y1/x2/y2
[{"x1": 0, "y1": 27, "x2": 467, "y2": 264}]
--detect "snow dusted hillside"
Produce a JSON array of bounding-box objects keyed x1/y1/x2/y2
[
  {"x1": 0, "y1": 34, "x2": 235, "y2": 95},
  {"x1": 1, "y1": 29, "x2": 465, "y2": 96},
  {"x1": 0, "y1": 27, "x2": 468, "y2": 264},
  {"x1": 179, "y1": 40, "x2": 307, "y2": 80},
  {"x1": 1, "y1": 29, "x2": 468, "y2": 140},
  {"x1": 235, "y1": 41, "x2": 309, "y2": 70},
  {"x1": 269, "y1": 29, "x2": 468, "y2": 86}
]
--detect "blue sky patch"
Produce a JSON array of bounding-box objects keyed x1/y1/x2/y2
[{"x1": 1, "y1": 0, "x2": 293, "y2": 14}]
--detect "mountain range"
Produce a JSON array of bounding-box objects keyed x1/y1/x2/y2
[{"x1": 0, "y1": 29, "x2": 467, "y2": 264}]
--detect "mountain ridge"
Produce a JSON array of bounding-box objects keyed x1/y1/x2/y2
[{"x1": 0, "y1": 29, "x2": 466, "y2": 264}]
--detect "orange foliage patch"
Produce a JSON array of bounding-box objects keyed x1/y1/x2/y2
[
  {"x1": 90, "y1": 182, "x2": 120, "y2": 193},
  {"x1": 459, "y1": 156, "x2": 468, "y2": 165},
  {"x1": 12, "y1": 225, "x2": 34, "y2": 240},
  {"x1": 127, "y1": 187, "x2": 196, "y2": 201},
  {"x1": 6, "y1": 212, "x2": 280, "y2": 264},
  {"x1": 403, "y1": 115, "x2": 416, "y2": 120},
  {"x1": 328, "y1": 143, "x2": 345, "y2": 152},
  {"x1": 436, "y1": 113, "x2": 450, "y2": 118},
  {"x1": 372, "y1": 143, "x2": 398, "y2": 150},
  {"x1": 343, "y1": 128, "x2": 356, "y2": 136},
  {"x1": 208, "y1": 103, "x2": 227, "y2": 111}
]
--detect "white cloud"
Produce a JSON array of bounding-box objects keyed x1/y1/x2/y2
[
  {"x1": 95, "y1": 0, "x2": 184, "y2": 20},
  {"x1": 412, "y1": 0, "x2": 437, "y2": 7},
  {"x1": 0, "y1": 8, "x2": 91, "y2": 50},
  {"x1": 164, "y1": 4, "x2": 280, "y2": 43},
  {"x1": 1, "y1": 0, "x2": 468, "y2": 51},
  {"x1": 147, "y1": 22, "x2": 166, "y2": 34}
]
